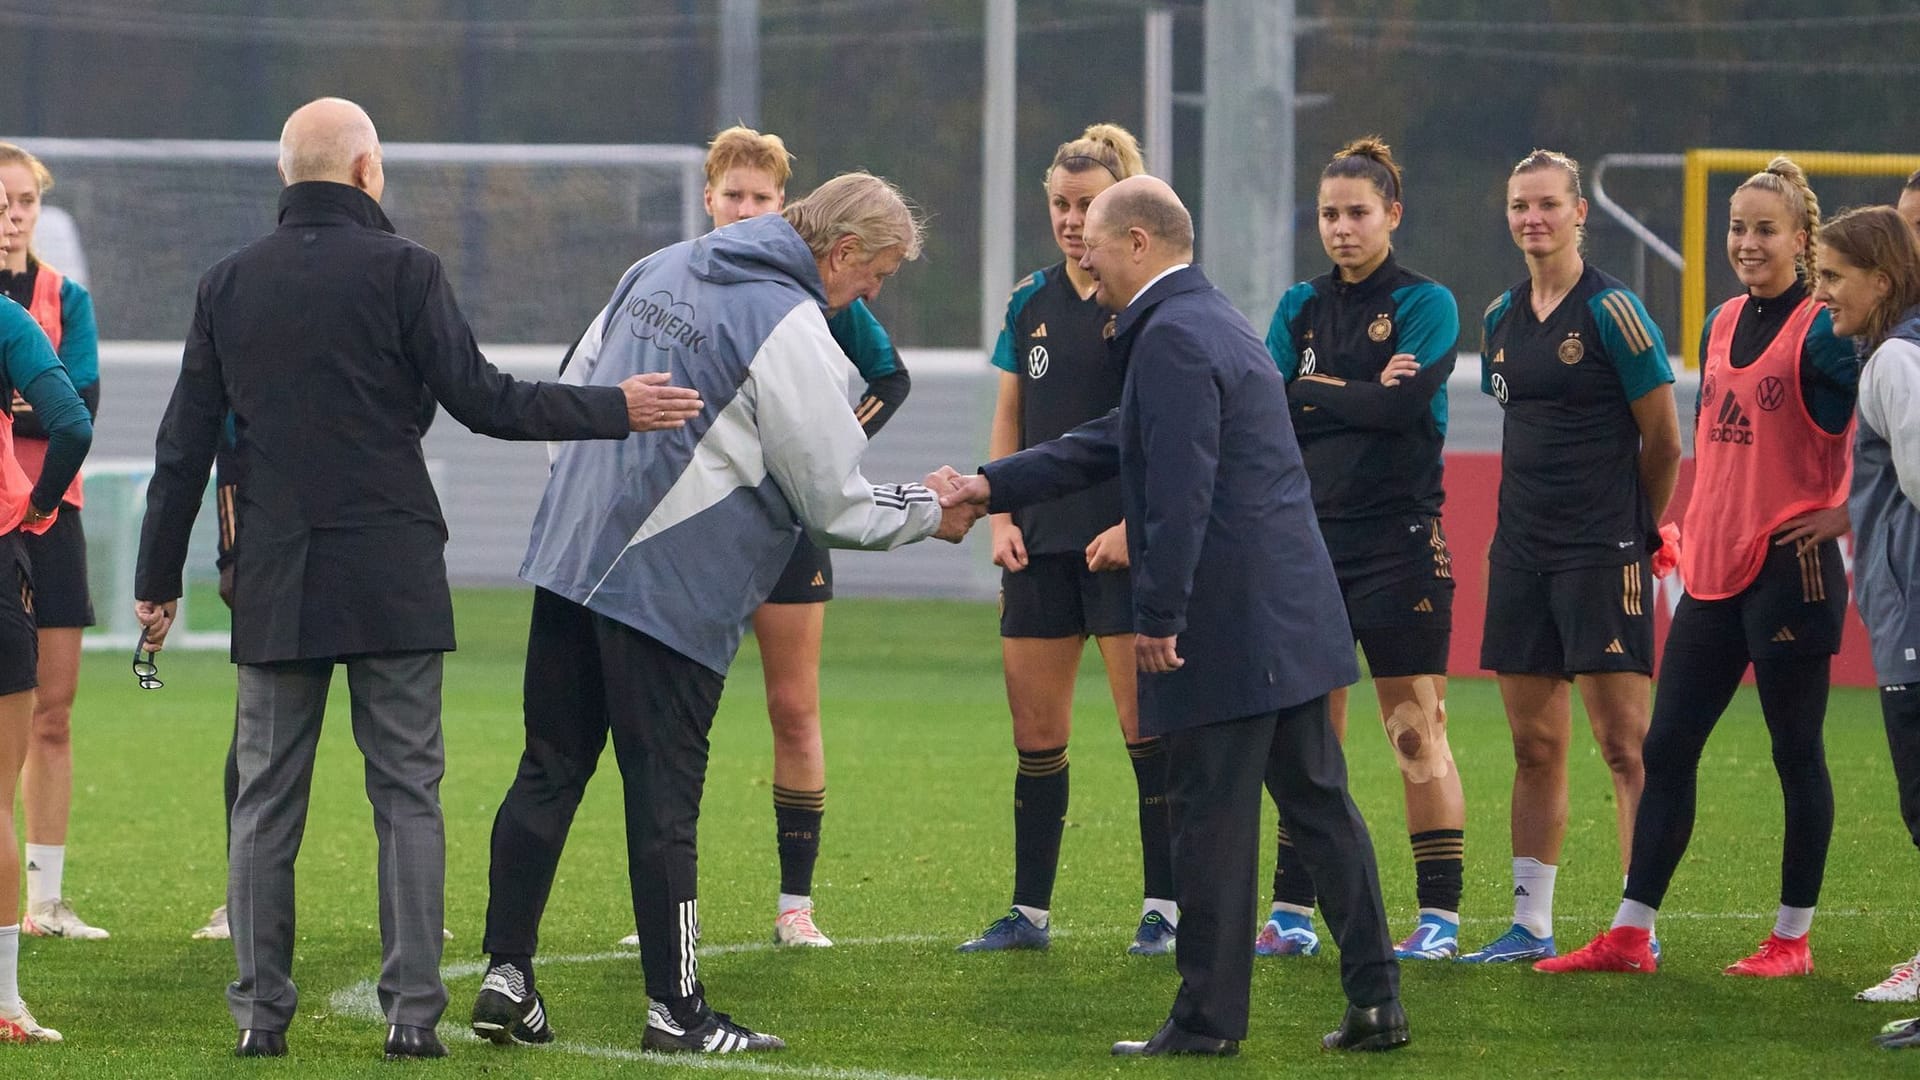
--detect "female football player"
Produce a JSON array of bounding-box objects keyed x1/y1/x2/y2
[
  {"x1": 0, "y1": 144, "x2": 108, "y2": 944},
  {"x1": 1461, "y1": 149, "x2": 1681, "y2": 965},
  {"x1": 1539, "y1": 158, "x2": 1854, "y2": 976},
  {"x1": 1258, "y1": 136, "x2": 1466, "y2": 961},
  {"x1": 956, "y1": 123, "x2": 1177, "y2": 956}
]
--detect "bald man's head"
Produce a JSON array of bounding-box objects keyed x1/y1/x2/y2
[
  {"x1": 1089, "y1": 176, "x2": 1194, "y2": 258},
  {"x1": 279, "y1": 97, "x2": 384, "y2": 200},
  {"x1": 1077, "y1": 175, "x2": 1194, "y2": 311}
]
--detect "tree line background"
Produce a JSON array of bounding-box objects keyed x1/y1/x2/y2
[{"x1": 1, "y1": 0, "x2": 1914, "y2": 347}]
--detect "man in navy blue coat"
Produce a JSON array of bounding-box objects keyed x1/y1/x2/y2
[{"x1": 940, "y1": 176, "x2": 1406, "y2": 1055}]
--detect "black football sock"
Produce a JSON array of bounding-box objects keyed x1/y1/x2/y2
[
  {"x1": 1012, "y1": 746, "x2": 1069, "y2": 911},
  {"x1": 773, "y1": 785, "x2": 826, "y2": 900}
]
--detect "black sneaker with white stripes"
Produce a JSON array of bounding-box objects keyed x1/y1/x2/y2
[
  {"x1": 641, "y1": 1002, "x2": 785, "y2": 1053},
  {"x1": 471, "y1": 963, "x2": 554, "y2": 1045}
]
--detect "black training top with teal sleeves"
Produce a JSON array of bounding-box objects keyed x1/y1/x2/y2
[
  {"x1": 828, "y1": 298, "x2": 911, "y2": 438},
  {"x1": 1482, "y1": 263, "x2": 1674, "y2": 572},
  {"x1": 989, "y1": 262, "x2": 1123, "y2": 554},
  {"x1": 1266, "y1": 255, "x2": 1459, "y2": 523}
]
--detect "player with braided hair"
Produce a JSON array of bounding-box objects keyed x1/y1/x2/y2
[{"x1": 1539, "y1": 156, "x2": 1856, "y2": 977}]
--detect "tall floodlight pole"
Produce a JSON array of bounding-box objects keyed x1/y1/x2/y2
[
  {"x1": 1143, "y1": 5, "x2": 1174, "y2": 180},
  {"x1": 1201, "y1": 0, "x2": 1293, "y2": 320},
  {"x1": 717, "y1": 0, "x2": 761, "y2": 128},
  {"x1": 981, "y1": 0, "x2": 1017, "y2": 351}
]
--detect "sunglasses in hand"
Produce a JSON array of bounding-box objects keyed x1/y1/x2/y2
[{"x1": 132, "y1": 627, "x2": 163, "y2": 691}]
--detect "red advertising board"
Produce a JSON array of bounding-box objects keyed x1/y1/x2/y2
[{"x1": 1442, "y1": 452, "x2": 1879, "y2": 687}]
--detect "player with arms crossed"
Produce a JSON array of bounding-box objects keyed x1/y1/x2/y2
[{"x1": 1259, "y1": 137, "x2": 1465, "y2": 962}]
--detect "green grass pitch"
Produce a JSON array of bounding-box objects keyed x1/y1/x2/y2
[{"x1": 15, "y1": 591, "x2": 1920, "y2": 1077}]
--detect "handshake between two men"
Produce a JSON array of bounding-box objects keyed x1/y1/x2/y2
[
  {"x1": 922, "y1": 465, "x2": 991, "y2": 543},
  {"x1": 628, "y1": 374, "x2": 987, "y2": 551}
]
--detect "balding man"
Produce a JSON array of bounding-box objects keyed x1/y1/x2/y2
[
  {"x1": 941, "y1": 176, "x2": 1407, "y2": 1055},
  {"x1": 132, "y1": 97, "x2": 702, "y2": 1061}
]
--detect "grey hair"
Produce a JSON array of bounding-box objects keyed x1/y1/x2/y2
[{"x1": 781, "y1": 172, "x2": 924, "y2": 262}]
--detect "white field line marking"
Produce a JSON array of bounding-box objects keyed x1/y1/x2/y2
[
  {"x1": 327, "y1": 912, "x2": 1879, "y2": 1072},
  {"x1": 326, "y1": 932, "x2": 968, "y2": 1080}
]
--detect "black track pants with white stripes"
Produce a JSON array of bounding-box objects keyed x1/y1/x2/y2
[{"x1": 482, "y1": 587, "x2": 723, "y2": 1007}]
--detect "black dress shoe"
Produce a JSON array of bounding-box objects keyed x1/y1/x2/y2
[
  {"x1": 1112, "y1": 1019, "x2": 1239, "y2": 1057},
  {"x1": 1321, "y1": 1001, "x2": 1410, "y2": 1052},
  {"x1": 384, "y1": 1024, "x2": 449, "y2": 1060},
  {"x1": 234, "y1": 1028, "x2": 287, "y2": 1057}
]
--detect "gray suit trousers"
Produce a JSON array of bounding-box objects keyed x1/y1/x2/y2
[{"x1": 227, "y1": 652, "x2": 448, "y2": 1032}]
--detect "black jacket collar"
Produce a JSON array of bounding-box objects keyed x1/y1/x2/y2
[
  {"x1": 277, "y1": 181, "x2": 395, "y2": 233},
  {"x1": 1115, "y1": 264, "x2": 1211, "y2": 339},
  {"x1": 1329, "y1": 253, "x2": 1399, "y2": 298}
]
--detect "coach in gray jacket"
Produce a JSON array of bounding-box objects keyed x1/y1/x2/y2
[
  {"x1": 132, "y1": 98, "x2": 701, "y2": 1061},
  {"x1": 943, "y1": 176, "x2": 1405, "y2": 1055},
  {"x1": 470, "y1": 173, "x2": 979, "y2": 1056}
]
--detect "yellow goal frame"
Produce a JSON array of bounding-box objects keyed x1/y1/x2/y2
[{"x1": 1682, "y1": 149, "x2": 1920, "y2": 367}]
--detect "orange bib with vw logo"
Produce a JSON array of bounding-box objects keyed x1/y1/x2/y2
[{"x1": 1681, "y1": 293, "x2": 1851, "y2": 599}]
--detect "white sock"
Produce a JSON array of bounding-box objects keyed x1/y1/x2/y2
[
  {"x1": 0, "y1": 925, "x2": 18, "y2": 1010},
  {"x1": 23, "y1": 845, "x2": 63, "y2": 907},
  {"x1": 1612, "y1": 898, "x2": 1658, "y2": 932},
  {"x1": 777, "y1": 893, "x2": 811, "y2": 917},
  {"x1": 1512, "y1": 857, "x2": 1557, "y2": 938},
  {"x1": 1013, "y1": 904, "x2": 1049, "y2": 929},
  {"x1": 1271, "y1": 901, "x2": 1315, "y2": 918},
  {"x1": 1143, "y1": 897, "x2": 1178, "y2": 926},
  {"x1": 1774, "y1": 905, "x2": 1814, "y2": 940}
]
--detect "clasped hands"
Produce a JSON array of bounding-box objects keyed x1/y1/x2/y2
[{"x1": 923, "y1": 465, "x2": 989, "y2": 543}]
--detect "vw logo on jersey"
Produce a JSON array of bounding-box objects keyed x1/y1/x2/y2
[
  {"x1": 1027, "y1": 344, "x2": 1050, "y2": 379},
  {"x1": 1757, "y1": 375, "x2": 1787, "y2": 411},
  {"x1": 1491, "y1": 371, "x2": 1510, "y2": 404},
  {"x1": 1298, "y1": 346, "x2": 1318, "y2": 375}
]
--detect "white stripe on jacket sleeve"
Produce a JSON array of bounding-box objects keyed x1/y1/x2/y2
[{"x1": 749, "y1": 302, "x2": 940, "y2": 550}]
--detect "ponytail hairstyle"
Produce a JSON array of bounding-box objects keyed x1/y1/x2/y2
[
  {"x1": 1323, "y1": 135, "x2": 1402, "y2": 207},
  {"x1": 1044, "y1": 122, "x2": 1145, "y2": 188},
  {"x1": 1734, "y1": 155, "x2": 1822, "y2": 280},
  {"x1": 704, "y1": 125, "x2": 793, "y2": 191},
  {"x1": 1815, "y1": 205, "x2": 1920, "y2": 349},
  {"x1": 1512, "y1": 148, "x2": 1586, "y2": 249}
]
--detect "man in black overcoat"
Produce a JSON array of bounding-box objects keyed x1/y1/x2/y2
[{"x1": 132, "y1": 97, "x2": 700, "y2": 1061}]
